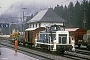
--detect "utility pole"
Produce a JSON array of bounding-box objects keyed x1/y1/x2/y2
[
  {"x1": 83, "y1": 8, "x2": 87, "y2": 30},
  {"x1": 22, "y1": 8, "x2": 27, "y2": 35}
]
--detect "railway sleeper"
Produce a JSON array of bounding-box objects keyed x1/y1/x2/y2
[{"x1": 87, "y1": 45, "x2": 90, "y2": 50}]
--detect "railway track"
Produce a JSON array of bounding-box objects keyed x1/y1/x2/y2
[
  {"x1": 63, "y1": 46, "x2": 90, "y2": 60},
  {"x1": 64, "y1": 51, "x2": 90, "y2": 60},
  {"x1": 0, "y1": 40, "x2": 71, "y2": 60},
  {"x1": 0, "y1": 39, "x2": 90, "y2": 60},
  {"x1": 75, "y1": 49, "x2": 90, "y2": 55}
]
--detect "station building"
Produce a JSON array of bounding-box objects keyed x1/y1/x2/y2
[{"x1": 26, "y1": 8, "x2": 66, "y2": 29}]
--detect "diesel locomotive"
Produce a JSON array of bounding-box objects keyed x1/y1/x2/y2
[{"x1": 24, "y1": 24, "x2": 73, "y2": 53}]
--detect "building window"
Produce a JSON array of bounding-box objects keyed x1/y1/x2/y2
[
  {"x1": 36, "y1": 24, "x2": 37, "y2": 27},
  {"x1": 29, "y1": 24, "x2": 31, "y2": 28},
  {"x1": 33, "y1": 24, "x2": 34, "y2": 28},
  {"x1": 39, "y1": 23, "x2": 40, "y2": 27}
]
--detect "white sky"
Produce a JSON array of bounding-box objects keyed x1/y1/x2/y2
[
  {"x1": 0, "y1": 0, "x2": 88, "y2": 14},
  {"x1": 0, "y1": 0, "x2": 22, "y2": 14}
]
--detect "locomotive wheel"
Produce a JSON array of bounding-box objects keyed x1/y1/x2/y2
[
  {"x1": 56, "y1": 50, "x2": 65, "y2": 54},
  {"x1": 56, "y1": 49, "x2": 65, "y2": 54}
]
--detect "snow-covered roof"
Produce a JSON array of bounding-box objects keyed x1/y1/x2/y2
[
  {"x1": 27, "y1": 8, "x2": 65, "y2": 23},
  {"x1": 65, "y1": 28, "x2": 79, "y2": 31},
  {"x1": 25, "y1": 28, "x2": 36, "y2": 31}
]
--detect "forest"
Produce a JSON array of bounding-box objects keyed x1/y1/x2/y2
[{"x1": 54, "y1": 0, "x2": 90, "y2": 30}]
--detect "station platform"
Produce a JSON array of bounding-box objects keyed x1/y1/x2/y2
[{"x1": 0, "y1": 47, "x2": 38, "y2": 60}]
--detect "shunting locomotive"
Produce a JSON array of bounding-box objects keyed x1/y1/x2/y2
[{"x1": 22, "y1": 24, "x2": 74, "y2": 53}]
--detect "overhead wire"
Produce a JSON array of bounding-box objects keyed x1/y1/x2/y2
[
  {"x1": 46, "y1": 0, "x2": 84, "y2": 8},
  {"x1": 46, "y1": 0, "x2": 70, "y2": 8}
]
